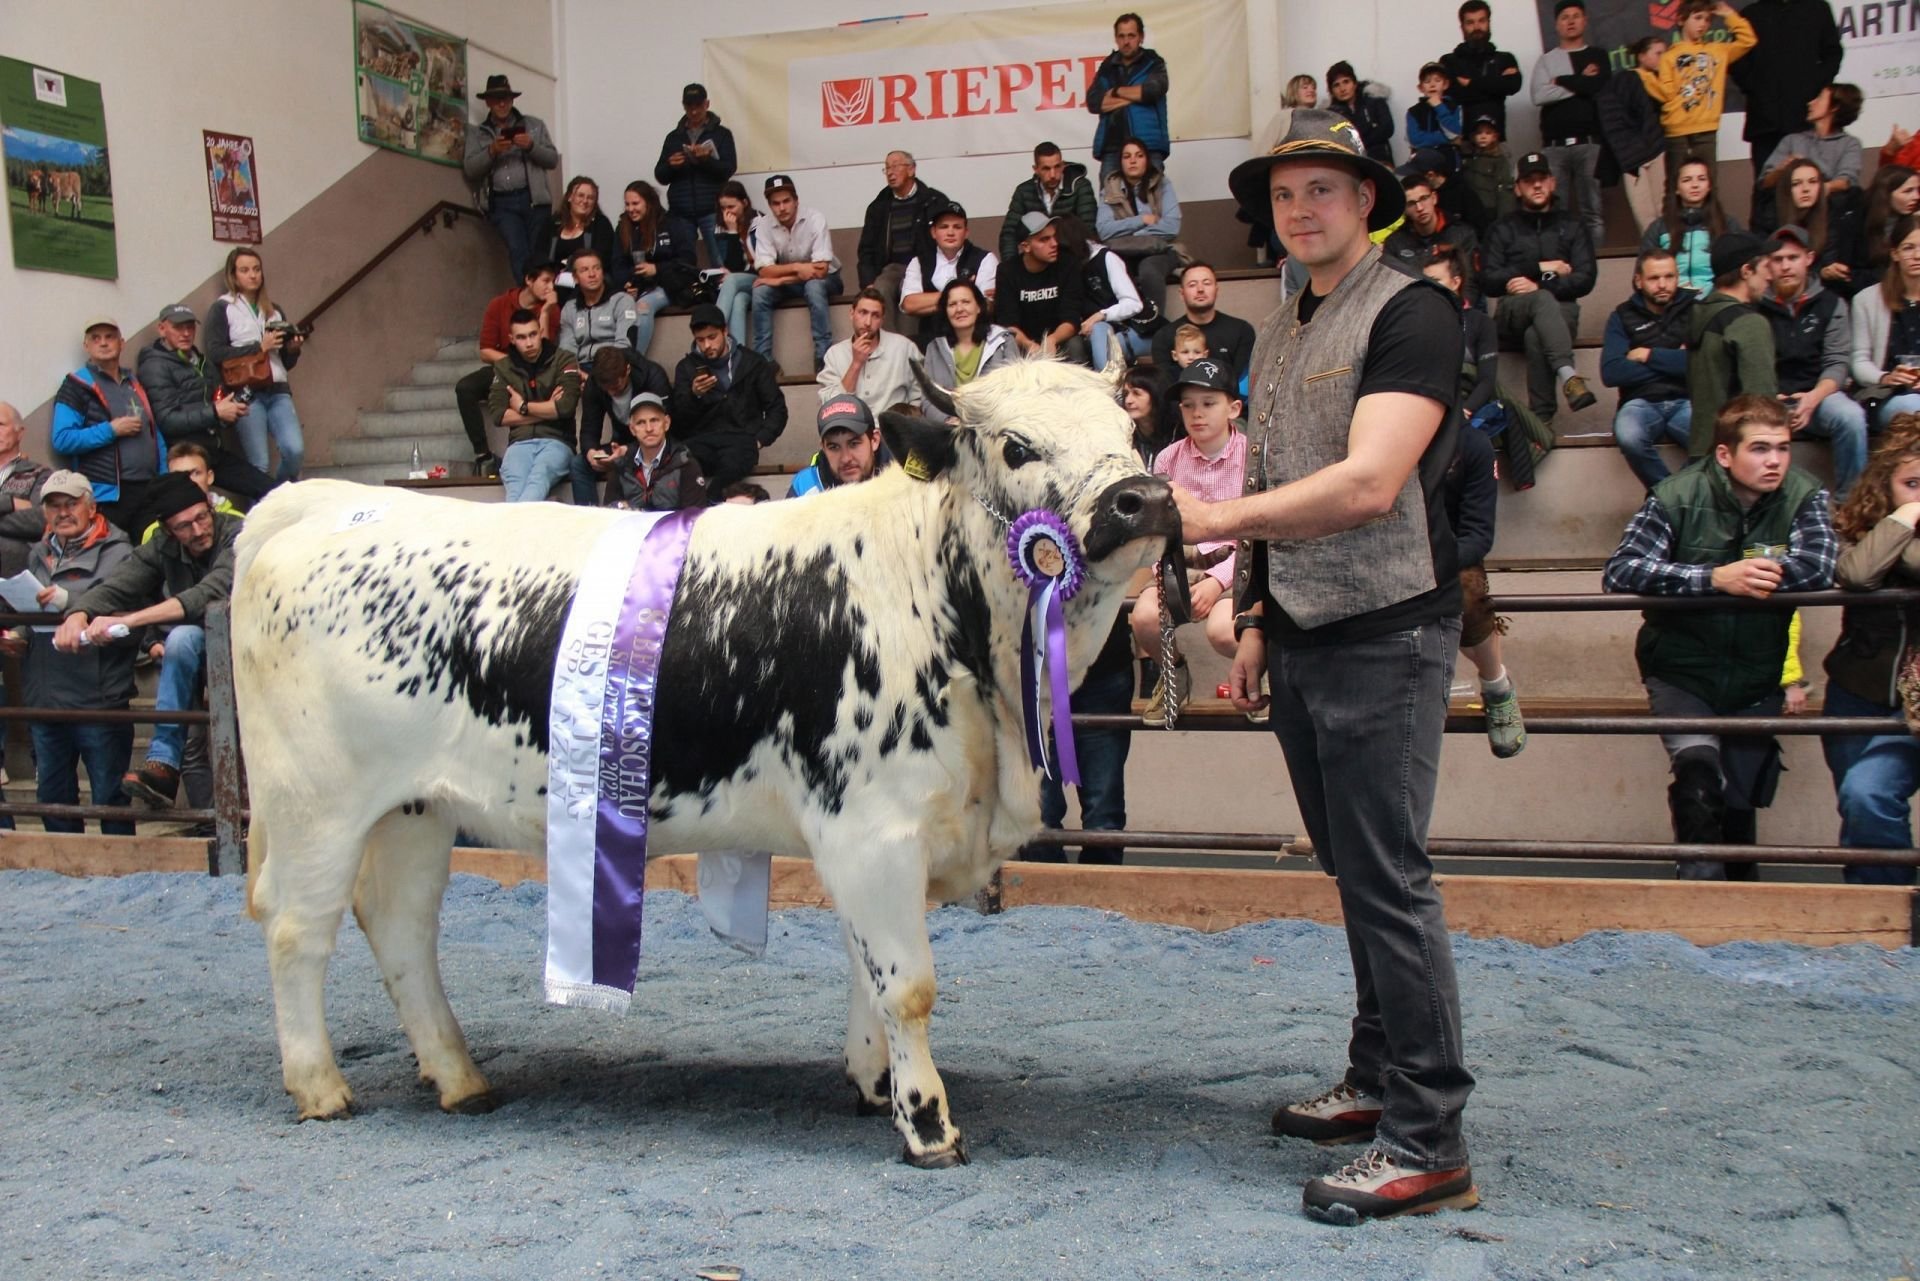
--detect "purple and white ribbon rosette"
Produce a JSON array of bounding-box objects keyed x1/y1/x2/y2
[{"x1": 1006, "y1": 509, "x2": 1086, "y2": 785}]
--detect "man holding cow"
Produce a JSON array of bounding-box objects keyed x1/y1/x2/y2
[{"x1": 1176, "y1": 111, "x2": 1477, "y2": 1224}]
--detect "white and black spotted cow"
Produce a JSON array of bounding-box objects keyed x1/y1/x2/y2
[{"x1": 234, "y1": 354, "x2": 1181, "y2": 1167}]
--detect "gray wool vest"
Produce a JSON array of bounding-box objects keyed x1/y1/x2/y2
[{"x1": 1234, "y1": 249, "x2": 1440, "y2": 631}]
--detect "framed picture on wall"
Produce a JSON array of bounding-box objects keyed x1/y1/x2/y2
[
  {"x1": 353, "y1": 0, "x2": 467, "y2": 167},
  {"x1": 0, "y1": 56, "x2": 117, "y2": 279}
]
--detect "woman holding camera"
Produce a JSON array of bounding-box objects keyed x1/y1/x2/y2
[{"x1": 205, "y1": 246, "x2": 304, "y2": 483}]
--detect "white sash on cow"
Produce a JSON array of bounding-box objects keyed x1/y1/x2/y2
[{"x1": 545, "y1": 509, "x2": 699, "y2": 1013}]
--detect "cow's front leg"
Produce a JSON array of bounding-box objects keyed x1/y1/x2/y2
[
  {"x1": 841, "y1": 921, "x2": 891, "y2": 1116},
  {"x1": 834, "y1": 887, "x2": 966, "y2": 1168}
]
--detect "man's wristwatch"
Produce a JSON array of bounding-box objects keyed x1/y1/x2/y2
[{"x1": 1233, "y1": 613, "x2": 1266, "y2": 641}]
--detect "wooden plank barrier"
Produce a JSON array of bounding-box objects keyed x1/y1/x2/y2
[{"x1": 4, "y1": 841, "x2": 1907, "y2": 950}]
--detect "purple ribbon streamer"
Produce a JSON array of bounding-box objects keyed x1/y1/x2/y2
[
  {"x1": 590, "y1": 508, "x2": 701, "y2": 992},
  {"x1": 1041, "y1": 581, "x2": 1080, "y2": 786}
]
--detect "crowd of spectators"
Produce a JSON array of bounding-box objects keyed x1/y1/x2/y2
[{"x1": 9, "y1": 2, "x2": 1920, "y2": 882}]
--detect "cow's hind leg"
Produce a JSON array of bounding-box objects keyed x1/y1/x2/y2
[
  {"x1": 831, "y1": 872, "x2": 966, "y2": 1168},
  {"x1": 841, "y1": 920, "x2": 891, "y2": 1115},
  {"x1": 252, "y1": 814, "x2": 371, "y2": 1120},
  {"x1": 351, "y1": 804, "x2": 493, "y2": 1114}
]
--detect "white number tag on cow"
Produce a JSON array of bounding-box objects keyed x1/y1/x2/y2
[{"x1": 334, "y1": 503, "x2": 391, "y2": 533}]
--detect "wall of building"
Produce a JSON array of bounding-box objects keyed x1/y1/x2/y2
[{"x1": 0, "y1": 0, "x2": 558, "y2": 446}]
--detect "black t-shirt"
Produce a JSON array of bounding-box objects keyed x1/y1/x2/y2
[
  {"x1": 1151, "y1": 310, "x2": 1257, "y2": 383},
  {"x1": 1262, "y1": 280, "x2": 1465, "y2": 647},
  {"x1": 997, "y1": 256, "x2": 1086, "y2": 345}
]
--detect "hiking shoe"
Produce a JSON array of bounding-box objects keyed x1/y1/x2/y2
[
  {"x1": 1271, "y1": 1082, "x2": 1383, "y2": 1145},
  {"x1": 123, "y1": 761, "x2": 180, "y2": 809},
  {"x1": 1562, "y1": 375, "x2": 1596, "y2": 412},
  {"x1": 1303, "y1": 1147, "x2": 1479, "y2": 1225},
  {"x1": 473, "y1": 453, "x2": 502, "y2": 479},
  {"x1": 1483, "y1": 685, "x2": 1527, "y2": 759},
  {"x1": 1142, "y1": 660, "x2": 1190, "y2": 722}
]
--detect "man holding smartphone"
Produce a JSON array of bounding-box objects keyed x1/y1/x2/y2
[
  {"x1": 655, "y1": 83, "x2": 738, "y2": 270},
  {"x1": 465, "y1": 75, "x2": 559, "y2": 283}
]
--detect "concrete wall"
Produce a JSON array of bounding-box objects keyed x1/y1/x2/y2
[{"x1": 0, "y1": 0, "x2": 558, "y2": 455}]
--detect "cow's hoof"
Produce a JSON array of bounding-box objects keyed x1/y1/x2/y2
[
  {"x1": 853, "y1": 1092, "x2": 890, "y2": 1118},
  {"x1": 441, "y1": 1090, "x2": 498, "y2": 1116},
  {"x1": 902, "y1": 1137, "x2": 969, "y2": 1169},
  {"x1": 295, "y1": 1096, "x2": 354, "y2": 1122}
]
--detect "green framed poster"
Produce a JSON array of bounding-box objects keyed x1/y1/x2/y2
[
  {"x1": 353, "y1": 1, "x2": 468, "y2": 166},
  {"x1": 0, "y1": 57, "x2": 116, "y2": 279}
]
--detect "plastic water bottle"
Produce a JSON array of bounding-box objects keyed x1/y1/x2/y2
[{"x1": 408, "y1": 442, "x2": 426, "y2": 479}]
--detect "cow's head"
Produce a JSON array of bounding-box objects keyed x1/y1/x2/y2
[{"x1": 881, "y1": 354, "x2": 1182, "y2": 597}]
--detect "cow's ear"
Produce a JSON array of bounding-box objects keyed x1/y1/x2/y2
[{"x1": 880, "y1": 411, "x2": 957, "y2": 483}]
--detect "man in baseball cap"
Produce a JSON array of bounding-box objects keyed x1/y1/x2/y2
[
  {"x1": 1757, "y1": 222, "x2": 1869, "y2": 495},
  {"x1": 136, "y1": 301, "x2": 276, "y2": 506},
  {"x1": 899, "y1": 199, "x2": 998, "y2": 325},
  {"x1": 1481, "y1": 147, "x2": 1599, "y2": 421},
  {"x1": 1683, "y1": 230, "x2": 1778, "y2": 457},
  {"x1": 791, "y1": 393, "x2": 889, "y2": 496},
  {"x1": 657, "y1": 82, "x2": 735, "y2": 268},
  {"x1": 1197, "y1": 107, "x2": 1485, "y2": 1224},
  {"x1": 995, "y1": 209, "x2": 1087, "y2": 362}
]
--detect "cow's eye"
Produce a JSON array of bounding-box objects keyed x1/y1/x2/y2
[{"x1": 1002, "y1": 439, "x2": 1037, "y2": 469}]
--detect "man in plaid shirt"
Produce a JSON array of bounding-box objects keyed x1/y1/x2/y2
[{"x1": 1603, "y1": 393, "x2": 1836, "y2": 878}]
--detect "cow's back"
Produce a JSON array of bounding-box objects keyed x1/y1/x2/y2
[{"x1": 234, "y1": 482, "x2": 612, "y2": 852}]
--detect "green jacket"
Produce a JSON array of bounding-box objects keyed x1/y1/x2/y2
[
  {"x1": 1636, "y1": 460, "x2": 1821, "y2": 711},
  {"x1": 487, "y1": 342, "x2": 582, "y2": 448},
  {"x1": 1685, "y1": 291, "x2": 1777, "y2": 456},
  {"x1": 71, "y1": 510, "x2": 242, "y2": 625}
]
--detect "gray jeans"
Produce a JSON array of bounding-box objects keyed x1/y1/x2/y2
[
  {"x1": 1267, "y1": 617, "x2": 1473, "y2": 1170},
  {"x1": 1495, "y1": 293, "x2": 1580, "y2": 421},
  {"x1": 1545, "y1": 141, "x2": 1605, "y2": 254}
]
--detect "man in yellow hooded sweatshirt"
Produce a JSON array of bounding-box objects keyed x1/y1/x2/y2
[{"x1": 1645, "y1": 0, "x2": 1756, "y2": 197}]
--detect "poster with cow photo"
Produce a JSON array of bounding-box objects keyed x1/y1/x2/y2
[
  {"x1": 203, "y1": 130, "x2": 262, "y2": 244},
  {"x1": 353, "y1": 0, "x2": 468, "y2": 167},
  {"x1": 0, "y1": 56, "x2": 116, "y2": 279}
]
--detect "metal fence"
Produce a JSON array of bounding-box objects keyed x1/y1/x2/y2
[{"x1": 2, "y1": 588, "x2": 1916, "y2": 879}]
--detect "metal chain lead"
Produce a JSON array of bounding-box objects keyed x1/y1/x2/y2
[{"x1": 1158, "y1": 556, "x2": 1179, "y2": 731}]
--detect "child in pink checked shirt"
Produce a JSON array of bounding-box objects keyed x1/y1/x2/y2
[{"x1": 1130, "y1": 358, "x2": 1246, "y2": 716}]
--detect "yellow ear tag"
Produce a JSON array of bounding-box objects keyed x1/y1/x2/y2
[{"x1": 904, "y1": 451, "x2": 934, "y2": 481}]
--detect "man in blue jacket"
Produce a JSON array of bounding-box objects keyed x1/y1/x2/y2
[
  {"x1": 52, "y1": 317, "x2": 165, "y2": 538},
  {"x1": 1085, "y1": 13, "x2": 1168, "y2": 182}
]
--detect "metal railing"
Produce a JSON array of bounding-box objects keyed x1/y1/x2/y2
[
  {"x1": 1046, "y1": 586, "x2": 1920, "y2": 873},
  {"x1": 0, "y1": 606, "x2": 244, "y2": 875},
  {"x1": 2, "y1": 588, "x2": 1913, "y2": 890},
  {"x1": 297, "y1": 200, "x2": 486, "y2": 333}
]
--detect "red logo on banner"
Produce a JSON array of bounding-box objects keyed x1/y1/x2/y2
[
  {"x1": 1646, "y1": 1, "x2": 1681, "y2": 31},
  {"x1": 822, "y1": 78, "x2": 877, "y2": 128},
  {"x1": 817, "y1": 58, "x2": 1106, "y2": 128}
]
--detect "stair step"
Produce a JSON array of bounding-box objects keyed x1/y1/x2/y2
[
  {"x1": 385, "y1": 383, "x2": 459, "y2": 412},
  {"x1": 409, "y1": 359, "x2": 477, "y2": 386},
  {"x1": 436, "y1": 338, "x2": 481, "y2": 362},
  {"x1": 304, "y1": 463, "x2": 415, "y2": 486},
  {"x1": 331, "y1": 434, "x2": 475, "y2": 467},
  {"x1": 356, "y1": 408, "x2": 465, "y2": 439}
]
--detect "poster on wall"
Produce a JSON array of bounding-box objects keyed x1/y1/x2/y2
[
  {"x1": 705, "y1": 0, "x2": 1249, "y2": 174},
  {"x1": 0, "y1": 56, "x2": 116, "y2": 280},
  {"x1": 1837, "y1": 2, "x2": 1920, "y2": 100},
  {"x1": 203, "y1": 130, "x2": 262, "y2": 244},
  {"x1": 353, "y1": 0, "x2": 469, "y2": 166}
]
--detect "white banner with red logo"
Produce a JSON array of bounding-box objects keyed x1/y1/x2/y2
[{"x1": 704, "y1": 0, "x2": 1250, "y2": 173}]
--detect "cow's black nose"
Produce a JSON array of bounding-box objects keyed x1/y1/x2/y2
[{"x1": 1083, "y1": 474, "x2": 1179, "y2": 562}]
